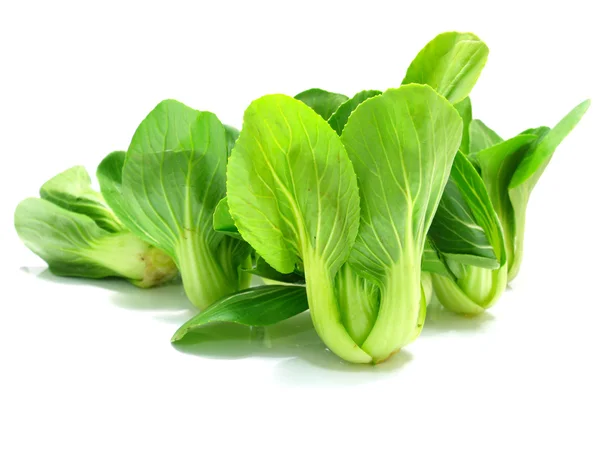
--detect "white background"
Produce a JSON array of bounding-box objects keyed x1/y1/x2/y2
[{"x1": 1, "y1": 1, "x2": 598, "y2": 449}]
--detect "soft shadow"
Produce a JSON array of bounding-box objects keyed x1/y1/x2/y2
[
  {"x1": 21, "y1": 266, "x2": 194, "y2": 317},
  {"x1": 174, "y1": 312, "x2": 414, "y2": 386},
  {"x1": 421, "y1": 300, "x2": 494, "y2": 336}
]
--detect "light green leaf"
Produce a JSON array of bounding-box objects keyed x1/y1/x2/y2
[
  {"x1": 294, "y1": 88, "x2": 349, "y2": 120},
  {"x1": 454, "y1": 97, "x2": 472, "y2": 154},
  {"x1": 171, "y1": 285, "x2": 309, "y2": 342},
  {"x1": 328, "y1": 90, "x2": 382, "y2": 135},
  {"x1": 99, "y1": 100, "x2": 250, "y2": 309},
  {"x1": 40, "y1": 166, "x2": 122, "y2": 233},
  {"x1": 341, "y1": 84, "x2": 462, "y2": 361},
  {"x1": 470, "y1": 119, "x2": 503, "y2": 154},
  {"x1": 402, "y1": 32, "x2": 489, "y2": 104},
  {"x1": 213, "y1": 198, "x2": 242, "y2": 239},
  {"x1": 227, "y1": 94, "x2": 371, "y2": 363},
  {"x1": 14, "y1": 198, "x2": 177, "y2": 287}
]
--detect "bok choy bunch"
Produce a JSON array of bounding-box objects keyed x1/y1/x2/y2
[
  {"x1": 15, "y1": 166, "x2": 177, "y2": 287},
  {"x1": 14, "y1": 30, "x2": 590, "y2": 365}
]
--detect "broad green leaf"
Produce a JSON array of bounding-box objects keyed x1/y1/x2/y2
[
  {"x1": 294, "y1": 88, "x2": 349, "y2": 120},
  {"x1": 97, "y1": 151, "x2": 159, "y2": 247},
  {"x1": 328, "y1": 90, "x2": 382, "y2": 135},
  {"x1": 454, "y1": 97, "x2": 472, "y2": 154},
  {"x1": 470, "y1": 119, "x2": 503, "y2": 154},
  {"x1": 14, "y1": 198, "x2": 177, "y2": 286},
  {"x1": 227, "y1": 94, "x2": 371, "y2": 363},
  {"x1": 341, "y1": 84, "x2": 462, "y2": 361},
  {"x1": 40, "y1": 166, "x2": 122, "y2": 233},
  {"x1": 99, "y1": 100, "x2": 250, "y2": 309},
  {"x1": 171, "y1": 285, "x2": 309, "y2": 342},
  {"x1": 402, "y1": 32, "x2": 489, "y2": 104},
  {"x1": 429, "y1": 151, "x2": 505, "y2": 268}
]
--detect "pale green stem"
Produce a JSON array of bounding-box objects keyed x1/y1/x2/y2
[
  {"x1": 175, "y1": 233, "x2": 236, "y2": 310},
  {"x1": 87, "y1": 232, "x2": 177, "y2": 287},
  {"x1": 304, "y1": 249, "x2": 372, "y2": 364},
  {"x1": 432, "y1": 264, "x2": 507, "y2": 315},
  {"x1": 361, "y1": 252, "x2": 422, "y2": 363},
  {"x1": 336, "y1": 263, "x2": 379, "y2": 346}
]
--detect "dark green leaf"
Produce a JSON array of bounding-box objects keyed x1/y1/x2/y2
[
  {"x1": 294, "y1": 88, "x2": 349, "y2": 120},
  {"x1": 171, "y1": 285, "x2": 309, "y2": 342}
]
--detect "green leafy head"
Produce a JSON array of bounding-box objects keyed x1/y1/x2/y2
[{"x1": 97, "y1": 100, "x2": 251, "y2": 309}]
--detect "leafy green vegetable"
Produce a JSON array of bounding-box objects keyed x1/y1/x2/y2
[
  {"x1": 98, "y1": 100, "x2": 251, "y2": 309},
  {"x1": 341, "y1": 84, "x2": 462, "y2": 362},
  {"x1": 171, "y1": 285, "x2": 308, "y2": 342},
  {"x1": 428, "y1": 151, "x2": 509, "y2": 314},
  {"x1": 227, "y1": 93, "x2": 372, "y2": 363},
  {"x1": 294, "y1": 88, "x2": 349, "y2": 120},
  {"x1": 15, "y1": 169, "x2": 177, "y2": 288},
  {"x1": 475, "y1": 100, "x2": 590, "y2": 281},
  {"x1": 402, "y1": 31, "x2": 489, "y2": 104},
  {"x1": 40, "y1": 166, "x2": 122, "y2": 233}
]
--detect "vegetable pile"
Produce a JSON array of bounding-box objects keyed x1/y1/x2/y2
[{"x1": 15, "y1": 31, "x2": 590, "y2": 364}]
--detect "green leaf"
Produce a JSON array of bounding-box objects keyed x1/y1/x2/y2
[
  {"x1": 40, "y1": 166, "x2": 122, "y2": 233},
  {"x1": 454, "y1": 97, "x2": 472, "y2": 154},
  {"x1": 476, "y1": 134, "x2": 540, "y2": 277},
  {"x1": 98, "y1": 100, "x2": 250, "y2": 309},
  {"x1": 510, "y1": 100, "x2": 591, "y2": 189},
  {"x1": 470, "y1": 119, "x2": 503, "y2": 154},
  {"x1": 506, "y1": 100, "x2": 590, "y2": 280},
  {"x1": 294, "y1": 88, "x2": 349, "y2": 120},
  {"x1": 328, "y1": 90, "x2": 382, "y2": 135},
  {"x1": 171, "y1": 285, "x2": 309, "y2": 342},
  {"x1": 422, "y1": 240, "x2": 454, "y2": 278},
  {"x1": 14, "y1": 198, "x2": 177, "y2": 286},
  {"x1": 244, "y1": 256, "x2": 305, "y2": 285},
  {"x1": 227, "y1": 94, "x2": 371, "y2": 363},
  {"x1": 224, "y1": 124, "x2": 240, "y2": 156},
  {"x1": 212, "y1": 198, "x2": 242, "y2": 239},
  {"x1": 429, "y1": 151, "x2": 505, "y2": 268},
  {"x1": 341, "y1": 84, "x2": 462, "y2": 361},
  {"x1": 402, "y1": 32, "x2": 489, "y2": 104}
]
